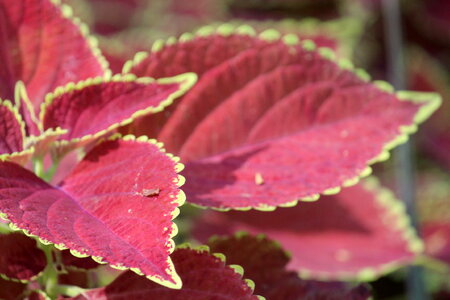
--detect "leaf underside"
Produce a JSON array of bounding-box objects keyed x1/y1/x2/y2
[
  {"x1": 0, "y1": 138, "x2": 184, "y2": 288},
  {"x1": 126, "y1": 29, "x2": 438, "y2": 209},
  {"x1": 70, "y1": 247, "x2": 260, "y2": 300},
  {"x1": 194, "y1": 180, "x2": 420, "y2": 280}
]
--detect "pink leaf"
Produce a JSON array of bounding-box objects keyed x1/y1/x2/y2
[
  {"x1": 207, "y1": 233, "x2": 371, "y2": 300},
  {"x1": 0, "y1": 137, "x2": 185, "y2": 288},
  {"x1": 125, "y1": 28, "x2": 440, "y2": 209},
  {"x1": 0, "y1": 0, "x2": 108, "y2": 115},
  {"x1": 0, "y1": 100, "x2": 33, "y2": 165},
  {"x1": 194, "y1": 179, "x2": 422, "y2": 280},
  {"x1": 0, "y1": 232, "x2": 46, "y2": 281},
  {"x1": 41, "y1": 73, "x2": 196, "y2": 155},
  {"x1": 71, "y1": 246, "x2": 262, "y2": 300}
]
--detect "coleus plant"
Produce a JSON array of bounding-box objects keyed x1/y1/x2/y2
[{"x1": 0, "y1": 0, "x2": 442, "y2": 299}]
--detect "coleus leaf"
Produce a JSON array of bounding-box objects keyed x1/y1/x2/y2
[
  {"x1": 194, "y1": 179, "x2": 423, "y2": 280},
  {"x1": 124, "y1": 25, "x2": 441, "y2": 209},
  {"x1": 0, "y1": 100, "x2": 33, "y2": 165},
  {"x1": 0, "y1": 232, "x2": 46, "y2": 281},
  {"x1": 0, "y1": 0, "x2": 109, "y2": 125},
  {"x1": 0, "y1": 136, "x2": 185, "y2": 288},
  {"x1": 61, "y1": 250, "x2": 100, "y2": 270},
  {"x1": 40, "y1": 73, "x2": 196, "y2": 156},
  {"x1": 70, "y1": 245, "x2": 263, "y2": 300},
  {"x1": 207, "y1": 233, "x2": 371, "y2": 300},
  {"x1": 0, "y1": 277, "x2": 28, "y2": 300}
]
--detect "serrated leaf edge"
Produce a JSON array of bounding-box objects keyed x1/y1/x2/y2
[
  {"x1": 175, "y1": 243, "x2": 266, "y2": 299},
  {"x1": 121, "y1": 23, "x2": 441, "y2": 211},
  {"x1": 0, "y1": 99, "x2": 34, "y2": 165},
  {"x1": 39, "y1": 72, "x2": 197, "y2": 156},
  {"x1": 0, "y1": 135, "x2": 186, "y2": 289},
  {"x1": 50, "y1": 0, "x2": 111, "y2": 77}
]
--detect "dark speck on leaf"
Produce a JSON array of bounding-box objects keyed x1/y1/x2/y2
[{"x1": 142, "y1": 188, "x2": 160, "y2": 197}]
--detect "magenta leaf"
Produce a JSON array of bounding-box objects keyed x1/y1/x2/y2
[
  {"x1": 0, "y1": 232, "x2": 46, "y2": 281},
  {"x1": 207, "y1": 233, "x2": 371, "y2": 300},
  {"x1": 0, "y1": 136, "x2": 185, "y2": 288},
  {"x1": 71, "y1": 246, "x2": 263, "y2": 300},
  {"x1": 125, "y1": 26, "x2": 441, "y2": 209},
  {"x1": 41, "y1": 73, "x2": 196, "y2": 155},
  {"x1": 0, "y1": 0, "x2": 108, "y2": 117},
  {"x1": 0, "y1": 100, "x2": 33, "y2": 165},
  {"x1": 194, "y1": 179, "x2": 423, "y2": 280}
]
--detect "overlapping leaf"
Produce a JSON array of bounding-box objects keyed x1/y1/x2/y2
[
  {"x1": 194, "y1": 179, "x2": 422, "y2": 280},
  {"x1": 207, "y1": 234, "x2": 371, "y2": 300},
  {"x1": 124, "y1": 26, "x2": 440, "y2": 209},
  {"x1": 40, "y1": 73, "x2": 196, "y2": 154},
  {"x1": 0, "y1": 100, "x2": 33, "y2": 164},
  {"x1": 0, "y1": 233, "x2": 46, "y2": 281},
  {"x1": 0, "y1": 0, "x2": 108, "y2": 133},
  {"x1": 0, "y1": 137, "x2": 185, "y2": 288},
  {"x1": 70, "y1": 246, "x2": 262, "y2": 300}
]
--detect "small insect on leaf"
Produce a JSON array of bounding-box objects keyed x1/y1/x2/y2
[{"x1": 143, "y1": 188, "x2": 160, "y2": 197}]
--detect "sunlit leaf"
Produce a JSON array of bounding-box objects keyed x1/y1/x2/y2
[
  {"x1": 70, "y1": 246, "x2": 262, "y2": 300},
  {"x1": 125, "y1": 26, "x2": 440, "y2": 209},
  {"x1": 0, "y1": 137, "x2": 185, "y2": 288},
  {"x1": 0, "y1": 0, "x2": 108, "y2": 116}
]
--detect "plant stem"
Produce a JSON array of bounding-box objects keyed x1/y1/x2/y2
[
  {"x1": 33, "y1": 157, "x2": 45, "y2": 179},
  {"x1": 39, "y1": 244, "x2": 59, "y2": 299},
  {"x1": 53, "y1": 285, "x2": 86, "y2": 297}
]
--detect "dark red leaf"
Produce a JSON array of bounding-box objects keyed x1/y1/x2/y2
[
  {"x1": 61, "y1": 250, "x2": 100, "y2": 270},
  {"x1": 0, "y1": 232, "x2": 46, "y2": 281},
  {"x1": 194, "y1": 179, "x2": 422, "y2": 280},
  {"x1": 0, "y1": 0, "x2": 108, "y2": 116},
  {"x1": 0, "y1": 277, "x2": 27, "y2": 300},
  {"x1": 208, "y1": 234, "x2": 371, "y2": 300},
  {"x1": 71, "y1": 246, "x2": 262, "y2": 300},
  {"x1": 0, "y1": 136, "x2": 185, "y2": 288}
]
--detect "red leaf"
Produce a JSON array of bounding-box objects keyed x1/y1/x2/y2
[
  {"x1": 207, "y1": 234, "x2": 371, "y2": 300},
  {"x1": 0, "y1": 232, "x2": 46, "y2": 281},
  {"x1": 41, "y1": 73, "x2": 196, "y2": 155},
  {"x1": 71, "y1": 246, "x2": 262, "y2": 300},
  {"x1": 0, "y1": 100, "x2": 33, "y2": 165},
  {"x1": 194, "y1": 179, "x2": 422, "y2": 280},
  {"x1": 0, "y1": 0, "x2": 108, "y2": 114},
  {"x1": 0, "y1": 277, "x2": 27, "y2": 300},
  {"x1": 125, "y1": 27, "x2": 440, "y2": 209},
  {"x1": 0, "y1": 136, "x2": 185, "y2": 288}
]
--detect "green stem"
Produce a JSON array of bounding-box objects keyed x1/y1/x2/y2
[
  {"x1": 53, "y1": 285, "x2": 86, "y2": 297},
  {"x1": 39, "y1": 244, "x2": 59, "y2": 299},
  {"x1": 33, "y1": 157, "x2": 45, "y2": 179}
]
